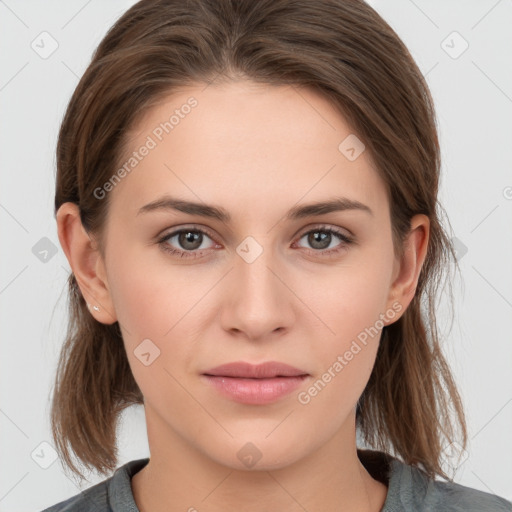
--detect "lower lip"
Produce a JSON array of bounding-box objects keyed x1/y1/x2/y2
[{"x1": 202, "y1": 375, "x2": 309, "y2": 404}]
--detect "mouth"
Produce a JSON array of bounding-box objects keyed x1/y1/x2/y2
[
  {"x1": 203, "y1": 361, "x2": 309, "y2": 379},
  {"x1": 201, "y1": 361, "x2": 310, "y2": 404}
]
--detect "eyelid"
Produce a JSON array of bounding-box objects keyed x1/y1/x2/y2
[
  {"x1": 295, "y1": 222, "x2": 354, "y2": 240},
  {"x1": 158, "y1": 222, "x2": 352, "y2": 241},
  {"x1": 157, "y1": 224, "x2": 219, "y2": 243}
]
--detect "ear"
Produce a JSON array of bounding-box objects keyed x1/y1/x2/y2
[
  {"x1": 56, "y1": 202, "x2": 117, "y2": 325},
  {"x1": 384, "y1": 214, "x2": 430, "y2": 324}
]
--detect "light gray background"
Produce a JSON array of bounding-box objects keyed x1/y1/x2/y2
[{"x1": 1, "y1": 1, "x2": 511, "y2": 510}]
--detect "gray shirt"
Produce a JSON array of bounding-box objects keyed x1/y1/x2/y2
[{"x1": 41, "y1": 450, "x2": 512, "y2": 511}]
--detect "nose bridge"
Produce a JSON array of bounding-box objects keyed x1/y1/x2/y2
[
  {"x1": 223, "y1": 234, "x2": 293, "y2": 336},
  {"x1": 235, "y1": 234, "x2": 282, "y2": 304}
]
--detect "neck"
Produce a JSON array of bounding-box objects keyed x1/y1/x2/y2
[{"x1": 131, "y1": 407, "x2": 388, "y2": 512}]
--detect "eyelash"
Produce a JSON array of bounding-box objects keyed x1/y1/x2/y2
[{"x1": 157, "y1": 224, "x2": 354, "y2": 259}]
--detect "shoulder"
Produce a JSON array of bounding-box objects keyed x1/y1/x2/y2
[
  {"x1": 40, "y1": 478, "x2": 110, "y2": 512},
  {"x1": 358, "y1": 449, "x2": 511, "y2": 512},
  {"x1": 40, "y1": 458, "x2": 149, "y2": 512},
  {"x1": 387, "y1": 457, "x2": 512, "y2": 512}
]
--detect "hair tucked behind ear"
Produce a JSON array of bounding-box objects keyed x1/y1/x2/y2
[
  {"x1": 50, "y1": 275, "x2": 143, "y2": 478},
  {"x1": 52, "y1": 0, "x2": 467, "y2": 481},
  {"x1": 356, "y1": 231, "x2": 465, "y2": 478}
]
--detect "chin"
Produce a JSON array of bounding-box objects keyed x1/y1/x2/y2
[{"x1": 203, "y1": 433, "x2": 308, "y2": 472}]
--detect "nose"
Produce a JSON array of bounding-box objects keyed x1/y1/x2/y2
[{"x1": 218, "y1": 241, "x2": 296, "y2": 341}]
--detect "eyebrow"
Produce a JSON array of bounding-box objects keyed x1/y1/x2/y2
[{"x1": 137, "y1": 195, "x2": 373, "y2": 222}]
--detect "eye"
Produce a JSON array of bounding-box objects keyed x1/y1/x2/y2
[
  {"x1": 294, "y1": 225, "x2": 354, "y2": 256},
  {"x1": 157, "y1": 227, "x2": 218, "y2": 258},
  {"x1": 157, "y1": 224, "x2": 354, "y2": 259}
]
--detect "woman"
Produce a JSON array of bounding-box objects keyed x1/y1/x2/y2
[{"x1": 43, "y1": 0, "x2": 512, "y2": 510}]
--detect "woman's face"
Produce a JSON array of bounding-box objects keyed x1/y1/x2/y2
[{"x1": 96, "y1": 81, "x2": 413, "y2": 470}]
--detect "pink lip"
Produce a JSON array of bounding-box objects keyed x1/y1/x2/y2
[{"x1": 202, "y1": 361, "x2": 310, "y2": 405}]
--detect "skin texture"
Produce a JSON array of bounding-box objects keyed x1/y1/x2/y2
[{"x1": 57, "y1": 81, "x2": 429, "y2": 511}]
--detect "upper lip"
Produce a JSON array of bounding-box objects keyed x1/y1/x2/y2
[{"x1": 203, "y1": 361, "x2": 309, "y2": 379}]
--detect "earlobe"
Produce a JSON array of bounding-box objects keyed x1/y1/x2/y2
[
  {"x1": 385, "y1": 214, "x2": 430, "y2": 323},
  {"x1": 56, "y1": 202, "x2": 118, "y2": 325}
]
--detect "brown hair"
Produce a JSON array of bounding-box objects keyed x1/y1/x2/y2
[{"x1": 52, "y1": 0, "x2": 467, "y2": 481}]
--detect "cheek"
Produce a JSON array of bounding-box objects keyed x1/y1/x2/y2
[
  {"x1": 107, "y1": 243, "x2": 207, "y2": 335},
  {"x1": 105, "y1": 246, "x2": 218, "y2": 383},
  {"x1": 301, "y1": 254, "x2": 393, "y2": 344},
  {"x1": 297, "y1": 284, "x2": 384, "y2": 417},
  {"x1": 295, "y1": 250, "x2": 393, "y2": 403}
]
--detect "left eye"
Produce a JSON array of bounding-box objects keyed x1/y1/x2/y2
[{"x1": 295, "y1": 228, "x2": 353, "y2": 252}]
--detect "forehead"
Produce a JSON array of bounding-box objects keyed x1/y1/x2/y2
[{"x1": 108, "y1": 81, "x2": 388, "y2": 222}]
